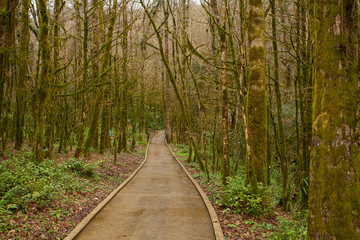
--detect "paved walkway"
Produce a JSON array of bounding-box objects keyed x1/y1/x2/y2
[{"x1": 74, "y1": 131, "x2": 216, "y2": 240}]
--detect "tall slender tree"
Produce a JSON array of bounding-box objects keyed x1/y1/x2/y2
[
  {"x1": 245, "y1": 0, "x2": 267, "y2": 188},
  {"x1": 34, "y1": 0, "x2": 50, "y2": 162},
  {"x1": 269, "y1": 0, "x2": 289, "y2": 211},
  {"x1": 219, "y1": 0, "x2": 230, "y2": 185}
]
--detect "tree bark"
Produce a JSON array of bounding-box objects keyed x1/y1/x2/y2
[
  {"x1": 15, "y1": 0, "x2": 29, "y2": 150},
  {"x1": 246, "y1": 0, "x2": 267, "y2": 186},
  {"x1": 34, "y1": 0, "x2": 50, "y2": 162},
  {"x1": 270, "y1": 0, "x2": 289, "y2": 211},
  {"x1": 219, "y1": 0, "x2": 229, "y2": 185},
  {"x1": 307, "y1": 1, "x2": 360, "y2": 238}
]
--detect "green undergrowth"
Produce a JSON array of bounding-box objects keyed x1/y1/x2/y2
[
  {"x1": 172, "y1": 143, "x2": 306, "y2": 239},
  {"x1": 258, "y1": 213, "x2": 307, "y2": 239},
  {"x1": 223, "y1": 176, "x2": 270, "y2": 218},
  {"x1": 0, "y1": 148, "x2": 101, "y2": 230}
]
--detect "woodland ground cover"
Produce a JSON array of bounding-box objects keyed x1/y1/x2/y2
[
  {"x1": 0, "y1": 142, "x2": 145, "y2": 239},
  {"x1": 172, "y1": 144, "x2": 307, "y2": 240}
]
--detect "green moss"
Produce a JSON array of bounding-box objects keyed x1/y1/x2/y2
[
  {"x1": 249, "y1": 0, "x2": 263, "y2": 7},
  {"x1": 307, "y1": 1, "x2": 360, "y2": 238},
  {"x1": 246, "y1": 0, "x2": 267, "y2": 186}
]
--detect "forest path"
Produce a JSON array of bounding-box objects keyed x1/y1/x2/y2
[{"x1": 72, "y1": 131, "x2": 216, "y2": 240}]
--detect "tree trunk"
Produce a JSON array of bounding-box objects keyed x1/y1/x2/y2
[
  {"x1": 84, "y1": 0, "x2": 104, "y2": 153},
  {"x1": 0, "y1": 0, "x2": 16, "y2": 154},
  {"x1": 15, "y1": 0, "x2": 29, "y2": 150},
  {"x1": 219, "y1": 0, "x2": 229, "y2": 185},
  {"x1": 163, "y1": 0, "x2": 172, "y2": 143},
  {"x1": 270, "y1": 0, "x2": 289, "y2": 211},
  {"x1": 299, "y1": 0, "x2": 312, "y2": 208},
  {"x1": 100, "y1": 0, "x2": 116, "y2": 154},
  {"x1": 34, "y1": 0, "x2": 50, "y2": 162},
  {"x1": 75, "y1": 0, "x2": 89, "y2": 158},
  {"x1": 120, "y1": 0, "x2": 129, "y2": 153},
  {"x1": 246, "y1": 0, "x2": 267, "y2": 186},
  {"x1": 307, "y1": 1, "x2": 360, "y2": 238}
]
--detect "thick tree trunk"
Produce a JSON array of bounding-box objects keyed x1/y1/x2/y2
[
  {"x1": 0, "y1": 0, "x2": 16, "y2": 154},
  {"x1": 246, "y1": 0, "x2": 267, "y2": 186},
  {"x1": 15, "y1": 0, "x2": 29, "y2": 150},
  {"x1": 307, "y1": 1, "x2": 360, "y2": 238}
]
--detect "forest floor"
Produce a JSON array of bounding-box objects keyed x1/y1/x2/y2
[
  {"x1": 0, "y1": 141, "x2": 146, "y2": 240},
  {"x1": 1, "y1": 139, "x2": 306, "y2": 240},
  {"x1": 171, "y1": 145, "x2": 307, "y2": 240}
]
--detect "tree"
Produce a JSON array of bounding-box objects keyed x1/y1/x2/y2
[
  {"x1": 84, "y1": 0, "x2": 104, "y2": 153},
  {"x1": 0, "y1": 0, "x2": 17, "y2": 154},
  {"x1": 245, "y1": 0, "x2": 267, "y2": 188},
  {"x1": 15, "y1": 0, "x2": 30, "y2": 150},
  {"x1": 219, "y1": 0, "x2": 230, "y2": 185},
  {"x1": 33, "y1": 0, "x2": 50, "y2": 162},
  {"x1": 269, "y1": 0, "x2": 290, "y2": 211},
  {"x1": 75, "y1": 0, "x2": 89, "y2": 158},
  {"x1": 307, "y1": 0, "x2": 360, "y2": 238}
]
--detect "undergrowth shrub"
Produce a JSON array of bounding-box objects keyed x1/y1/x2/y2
[
  {"x1": 262, "y1": 214, "x2": 307, "y2": 239},
  {"x1": 0, "y1": 159, "x2": 60, "y2": 211},
  {"x1": 62, "y1": 158, "x2": 98, "y2": 179},
  {"x1": 222, "y1": 175, "x2": 270, "y2": 218},
  {"x1": 0, "y1": 155, "x2": 94, "y2": 214}
]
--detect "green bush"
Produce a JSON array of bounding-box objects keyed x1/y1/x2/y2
[
  {"x1": 62, "y1": 158, "x2": 98, "y2": 179},
  {"x1": 222, "y1": 175, "x2": 270, "y2": 218},
  {"x1": 0, "y1": 155, "x2": 95, "y2": 213},
  {"x1": 0, "y1": 159, "x2": 60, "y2": 211}
]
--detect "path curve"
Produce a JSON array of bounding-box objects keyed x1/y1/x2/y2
[{"x1": 66, "y1": 131, "x2": 223, "y2": 240}]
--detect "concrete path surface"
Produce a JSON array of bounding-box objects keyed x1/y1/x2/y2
[{"x1": 73, "y1": 131, "x2": 217, "y2": 240}]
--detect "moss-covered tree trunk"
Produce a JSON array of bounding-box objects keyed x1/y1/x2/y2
[
  {"x1": 84, "y1": 0, "x2": 104, "y2": 153},
  {"x1": 99, "y1": 0, "x2": 117, "y2": 154},
  {"x1": 307, "y1": 1, "x2": 360, "y2": 238},
  {"x1": 34, "y1": 0, "x2": 50, "y2": 162},
  {"x1": 75, "y1": 0, "x2": 89, "y2": 158},
  {"x1": 219, "y1": 0, "x2": 230, "y2": 185},
  {"x1": 0, "y1": 0, "x2": 16, "y2": 154},
  {"x1": 44, "y1": 0, "x2": 63, "y2": 158},
  {"x1": 15, "y1": 0, "x2": 30, "y2": 150},
  {"x1": 245, "y1": 0, "x2": 267, "y2": 186},
  {"x1": 100, "y1": 1, "x2": 117, "y2": 153},
  {"x1": 119, "y1": 0, "x2": 129, "y2": 153},
  {"x1": 0, "y1": 1, "x2": 5, "y2": 141}
]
